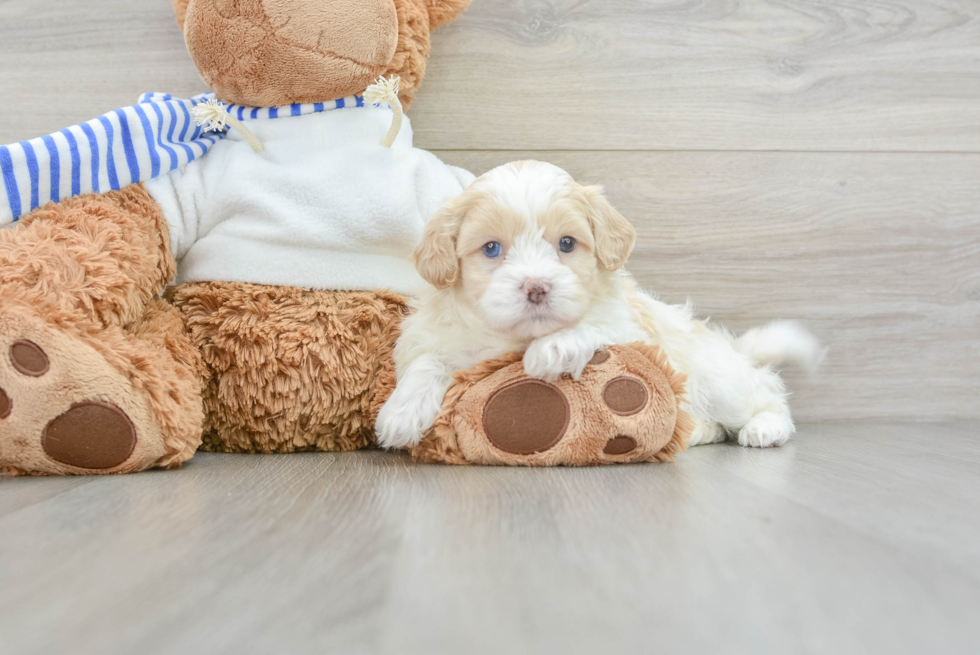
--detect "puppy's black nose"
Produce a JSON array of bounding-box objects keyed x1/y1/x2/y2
[{"x1": 525, "y1": 282, "x2": 549, "y2": 305}]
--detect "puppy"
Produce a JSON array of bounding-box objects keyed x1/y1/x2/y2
[{"x1": 376, "y1": 160, "x2": 822, "y2": 450}]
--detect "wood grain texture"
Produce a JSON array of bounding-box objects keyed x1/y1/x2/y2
[
  {"x1": 1, "y1": 425, "x2": 979, "y2": 655},
  {"x1": 0, "y1": 0, "x2": 203, "y2": 146},
  {"x1": 433, "y1": 150, "x2": 980, "y2": 421},
  {"x1": 1, "y1": 0, "x2": 980, "y2": 151},
  {"x1": 414, "y1": 0, "x2": 980, "y2": 151}
]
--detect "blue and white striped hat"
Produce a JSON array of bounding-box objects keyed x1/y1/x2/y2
[{"x1": 0, "y1": 92, "x2": 364, "y2": 227}]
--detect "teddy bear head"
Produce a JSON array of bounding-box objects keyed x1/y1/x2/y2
[{"x1": 172, "y1": 0, "x2": 470, "y2": 109}]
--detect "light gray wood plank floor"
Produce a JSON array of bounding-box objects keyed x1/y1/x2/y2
[{"x1": 1, "y1": 422, "x2": 979, "y2": 655}]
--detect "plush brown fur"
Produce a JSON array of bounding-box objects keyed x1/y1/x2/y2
[
  {"x1": 411, "y1": 344, "x2": 692, "y2": 466},
  {"x1": 172, "y1": 283, "x2": 407, "y2": 453},
  {"x1": 1, "y1": 185, "x2": 173, "y2": 327}
]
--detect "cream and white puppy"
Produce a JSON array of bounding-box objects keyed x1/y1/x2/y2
[{"x1": 376, "y1": 160, "x2": 822, "y2": 450}]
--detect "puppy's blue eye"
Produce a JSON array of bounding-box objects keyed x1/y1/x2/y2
[
  {"x1": 559, "y1": 236, "x2": 576, "y2": 253},
  {"x1": 482, "y1": 241, "x2": 502, "y2": 258}
]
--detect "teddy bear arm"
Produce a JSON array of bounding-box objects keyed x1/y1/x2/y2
[{"x1": 3, "y1": 185, "x2": 176, "y2": 326}]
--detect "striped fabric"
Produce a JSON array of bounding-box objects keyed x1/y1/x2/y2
[
  {"x1": 213, "y1": 93, "x2": 366, "y2": 122},
  {"x1": 0, "y1": 92, "x2": 365, "y2": 227}
]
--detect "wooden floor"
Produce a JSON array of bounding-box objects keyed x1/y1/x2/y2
[
  {"x1": 1, "y1": 422, "x2": 979, "y2": 654},
  {"x1": 1, "y1": 1, "x2": 979, "y2": 653}
]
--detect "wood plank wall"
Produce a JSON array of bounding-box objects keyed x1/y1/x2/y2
[{"x1": 1, "y1": 0, "x2": 977, "y2": 420}]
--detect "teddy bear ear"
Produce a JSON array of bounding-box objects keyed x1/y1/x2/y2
[
  {"x1": 425, "y1": 0, "x2": 472, "y2": 31},
  {"x1": 173, "y1": 0, "x2": 190, "y2": 31}
]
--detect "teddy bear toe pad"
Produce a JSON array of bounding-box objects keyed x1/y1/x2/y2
[
  {"x1": 603, "y1": 435, "x2": 638, "y2": 455},
  {"x1": 9, "y1": 340, "x2": 50, "y2": 376},
  {"x1": 602, "y1": 377, "x2": 649, "y2": 416},
  {"x1": 587, "y1": 350, "x2": 611, "y2": 365}
]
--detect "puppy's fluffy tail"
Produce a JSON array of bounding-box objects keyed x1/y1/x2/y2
[{"x1": 735, "y1": 321, "x2": 825, "y2": 372}]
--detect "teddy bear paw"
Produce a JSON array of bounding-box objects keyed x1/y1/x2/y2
[
  {"x1": 417, "y1": 344, "x2": 691, "y2": 466},
  {"x1": 0, "y1": 307, "x2": 174, "y2": 475}
]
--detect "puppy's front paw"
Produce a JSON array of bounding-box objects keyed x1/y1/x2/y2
[
  {"x1": 737, "y1": 412, "x2": 795, "y2": 448},
  {"x1": 375, "y1": 392, "x2": 442, "y2": 450},
  {"x1": 523, "y1": 331, "x2": 596, "y2": 382}
]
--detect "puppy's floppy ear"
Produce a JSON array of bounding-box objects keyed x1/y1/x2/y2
[
  {"x1": 579, "y1": 185, "x2": 635, "y2": 270},
  {"x1": 414, "y1": 193, "x2": 469, "y2": 289}
]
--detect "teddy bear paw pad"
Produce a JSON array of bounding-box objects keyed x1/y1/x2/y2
[
  {"x1": 482, "y1": 379, "x2": 569, "y2": 455},
  {"x1": 42, "y1": 401, "x2": 137, "y2": 470}
]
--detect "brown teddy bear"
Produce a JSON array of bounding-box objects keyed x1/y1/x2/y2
[
  {"x1": 0, "y1": 0, "x2": 690, "y2": 475},
  {"x1": 0, "y1": 0, "x2": 472, "y2": 475}
]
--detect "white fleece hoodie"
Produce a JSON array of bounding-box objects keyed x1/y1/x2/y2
[{"x1": 145, "y1": 103, "x2": 473, "y2": 294}]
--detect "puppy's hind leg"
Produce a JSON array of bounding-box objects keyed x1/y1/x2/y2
[
  {"x1": 733, "y1": 364, "x2": 796, "y2": 448},
  {"x1": 738, "y1": 408, "x2": 795, "y2": 448},
  {"x1": 687, "y1": 415, "x2": 727, "y2": 446},
  {"x1": 731, "y1": 320, "x2": 822, "y2": 447},
  {"x1": 692, "y1": 336, "x2": 796, "y2": 448}
]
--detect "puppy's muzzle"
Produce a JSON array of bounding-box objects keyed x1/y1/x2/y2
[{"x1": 522, "y1": 279, "x2": 551, "y2": 305}]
